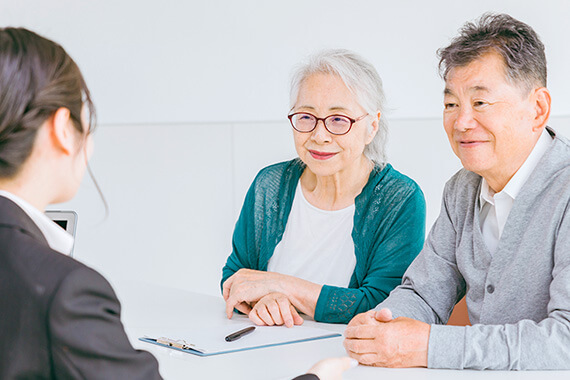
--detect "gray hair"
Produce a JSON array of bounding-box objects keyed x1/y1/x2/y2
[
  {"x1": 438, "y1": 13, "x2": 547, "y2": 91},
  {"x1": 289, "y1": 49, "x2": 388, "y2": 164}
]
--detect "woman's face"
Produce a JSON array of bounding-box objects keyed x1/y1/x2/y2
[{"x1": 292, "y1": 73, "x2": 377, "y2": 178}]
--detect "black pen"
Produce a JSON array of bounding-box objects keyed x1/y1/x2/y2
[{"x1": 225, "y1": 326, "x2": 256, "y2": 342}]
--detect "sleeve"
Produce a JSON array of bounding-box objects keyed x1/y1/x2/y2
[
  {"x1": 48, "y1": 267, "x2": 162, "y2": 379},
  {"x1": 221, "y1": 178, "x2": 258, "y2": 290},
  {"x1": 375, "y1": 181, "x2": 465, "y2": 325},
  {"x1": 428, "y1": 205, "x2": 570, "y2": 370},
  {"x1": 314, "y1": 185, "x2": 427, "y2": 323}
]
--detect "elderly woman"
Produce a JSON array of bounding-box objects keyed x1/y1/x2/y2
[{"x1": 222, "y1": 49, "x2": 425, "y2": 325}]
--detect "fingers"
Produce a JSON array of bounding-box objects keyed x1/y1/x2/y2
[
  {"x1": 225, "y1": 296, "x2": 237, "y2": 319},
  {"x1": 326, "y1": 356, "x2": 358, "y2": 371},
  {"x1": 290, "y1": 305, "x2": 304, "y2": 326},
  {"x1": 222, "y1": 275, "x2": 235, "y2": 301},
  {"x1": 307, "y1": 357, "x2": 358, "y2": 380},
  {"x1": 234, "y1": 302, "x2": 252, "y2": 315},
  {"x1": 226, "y1": 292, "x2": 251, "y2": 318},
  {"x1": 266, "y1": 299, "x2": 285, "y2": 326},
  {"x1": 344, "y1": 324, "x2": 379, "y2": 340},
  {"x1": 255, "y1": 304, "x2": 276, "y2": 326},
  {"x1": 273, "y1": 297, "x2": 292, "y2": 327},
  {"x1": 225, "y1": 296, "x2": 252, "y2": 320},
  {"x1": 345, "y1": 346, "x2": 380, "y2": 367},
  {"x1": 249, "y1": 308, "x2": 268, "y2": 326},
  {"x1": 247, "y1": 293, "x2": 303, "y2": 328},
  {"x1": 344, "y1": 336, "x2": 377, "y2": 355},
  {"x1": 347, "y1": 310, "x2": 376, "y2": 327},
  {"x1": 374, "y1": 308, "x2": 393, "y2": 322},
  {"x1": 353, "y1": 353, "x2": 381, "y2": 366}
]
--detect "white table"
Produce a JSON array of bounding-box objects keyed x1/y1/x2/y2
[{"x1": 115, "y1": 281, "x2": 570, "y2": 380}]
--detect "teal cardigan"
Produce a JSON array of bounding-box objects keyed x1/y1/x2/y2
[{"x1": 222, "y1": 159, "x2": 426, "y2": 323}]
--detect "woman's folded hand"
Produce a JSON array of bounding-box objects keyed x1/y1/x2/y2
[
  {"x1": 248, "y1": 292, "x2": 304, "y2": 328},
  {"x1": 223, "y1": 269, "x2": 285, "y2": 319}
]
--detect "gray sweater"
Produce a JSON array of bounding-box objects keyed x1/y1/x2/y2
[{"x1": 377, "y1": 127, "x2": 570, "y2": 370}]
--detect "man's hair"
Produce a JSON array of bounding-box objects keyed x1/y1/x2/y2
[{"x1": 437, "y1": 13, "x2": 547, "y2": 90}]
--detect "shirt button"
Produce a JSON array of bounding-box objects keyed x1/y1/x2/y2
[{"x1": 487, "y1": 285, "x2": 495, "y2": 294}]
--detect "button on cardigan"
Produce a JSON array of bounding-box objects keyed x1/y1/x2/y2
[{"x1": 222, "y1": 158, "x2": 426, "y2": 323}]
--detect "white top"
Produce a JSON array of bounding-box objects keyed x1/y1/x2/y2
[
  {"x1": 479, "y1": 128, "x2": 552, "y2": 254},
  {"x1": 0, "y1": 190, "x2": 74, "y2": 255},
  {"x1": 267, "y1": 182, "x2": 356, "y2": 288}
]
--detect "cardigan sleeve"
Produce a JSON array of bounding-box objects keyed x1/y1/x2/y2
[{"x1": 314, "y1": 184, "x2": 426, "y2": 323}]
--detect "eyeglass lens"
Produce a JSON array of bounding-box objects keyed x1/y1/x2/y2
[{"x1": 291, "y1": 113, "x2": 352, "y2": 134}]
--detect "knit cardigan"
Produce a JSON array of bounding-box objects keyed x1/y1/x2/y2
[{"x1": 222, "y1": 158, "x2": 425, "y2": 323}]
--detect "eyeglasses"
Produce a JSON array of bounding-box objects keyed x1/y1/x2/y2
[{"x1": 288, "y1": 112, "x2": 368, "y2": 135}]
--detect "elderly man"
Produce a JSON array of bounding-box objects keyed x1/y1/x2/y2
[{"x1": 344, "y1": 13, "x2": 570, "y2": 370}]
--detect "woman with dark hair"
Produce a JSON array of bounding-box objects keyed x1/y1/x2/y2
[{"x1": 0, "y1": 28, "x2": 161, "y2": 378}]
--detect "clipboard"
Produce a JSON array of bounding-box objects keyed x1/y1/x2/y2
[{"x1": 139, "y1": 323, "x2": 341, "y2": 357}]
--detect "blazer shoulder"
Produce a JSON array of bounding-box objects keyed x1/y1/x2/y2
[{"x1": 0, "y1": 225, "x2": 83, "y2": 298}]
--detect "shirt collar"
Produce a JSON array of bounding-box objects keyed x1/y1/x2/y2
[
  {"x1": 480, "y1": 128, "x2": 552, "y2": 209},
  {"x1": 0, "y1": 190, "x2": 74, "y2": 255}
]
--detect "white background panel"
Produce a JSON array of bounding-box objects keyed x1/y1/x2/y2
[
  {"x1": 49, "y1": 123, "x2": 235, "y2": 296},
  {"x1": 1, "y1": 1, "x2": 568, "y2": 124}
]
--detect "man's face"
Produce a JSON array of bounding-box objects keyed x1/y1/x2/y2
[{"x1": 443, "y1": 51, "x2": 539, "y2": 190}]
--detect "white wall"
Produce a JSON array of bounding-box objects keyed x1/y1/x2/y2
[
  {"x1": 1, "y1": 1, "x2": 569, "y2": 123},
  {"x1": 1, "y1": 1, "x2": 569, "y2": 297}
]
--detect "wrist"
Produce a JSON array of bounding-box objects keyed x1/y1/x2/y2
[
  {"x1": 413, "y1": 323, "x2": 430, "y2": 367},
  {"x1": 284, "y1": 277, "x2": 322, "y2": 318}
]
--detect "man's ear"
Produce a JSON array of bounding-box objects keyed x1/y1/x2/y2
[
  {"x1": 50, "y1": 107, "x2": 75, "y2": 155},
  {"x1": 532, "y1": 87, "x2": 551, "y2": 132}
]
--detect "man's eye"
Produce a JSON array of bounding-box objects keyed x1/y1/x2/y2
[
  {"x1": 444, "y1": 103, "x2": 457, "y2": 110},
  {"x1": 473, "y1": 101, "x2": 488, "y2": 108}
]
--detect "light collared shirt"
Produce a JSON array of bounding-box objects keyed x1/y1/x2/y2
[
  {"x1": 0, "y1": 190, "x2": 74, "y2": 255},
  {"x1": 479, "y1": 128, "x2": 553, "y2": 254}
]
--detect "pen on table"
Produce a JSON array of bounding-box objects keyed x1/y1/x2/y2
[{"x1": 225, "y1": 326, "x2": 256, "y2": 342}]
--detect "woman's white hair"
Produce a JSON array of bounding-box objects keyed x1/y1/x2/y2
[{"x1": 289, "y1": 49, "x2": 388, "y2": 164}]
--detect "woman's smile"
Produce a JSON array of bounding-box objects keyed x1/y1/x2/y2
[{"x1": 308, "y1": 150, "x2": 338, "y2": 160}]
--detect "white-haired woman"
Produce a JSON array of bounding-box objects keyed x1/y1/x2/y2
[{"x1": 222, "y1": 49, "x2": 425, "y2": 325}]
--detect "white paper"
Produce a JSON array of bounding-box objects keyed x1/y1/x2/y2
[{"x1": 143, "y1": 322, "x2": 341, "y2": 355}]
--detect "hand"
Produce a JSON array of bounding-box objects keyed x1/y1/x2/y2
[
  {"x1": 307, "y1": 357, "x2": 358, "y2": 380},
  {"x1": 343, "y1": 308, "x2": 430, "y2": 368},
  {"x1": 248, "y1": 292, "x2": 304, "y2": 328},
  {"x1": 223, "y1": 269, "x2": 285, "y2": 319}
]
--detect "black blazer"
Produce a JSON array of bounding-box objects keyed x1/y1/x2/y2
[{"x1": 0, "y1": 196, "x2": 161, "y2": 379}]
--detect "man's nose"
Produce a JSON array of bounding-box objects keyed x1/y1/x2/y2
[{"x1": 454, "y1": 107, "x2": 477, "y2": 132}]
